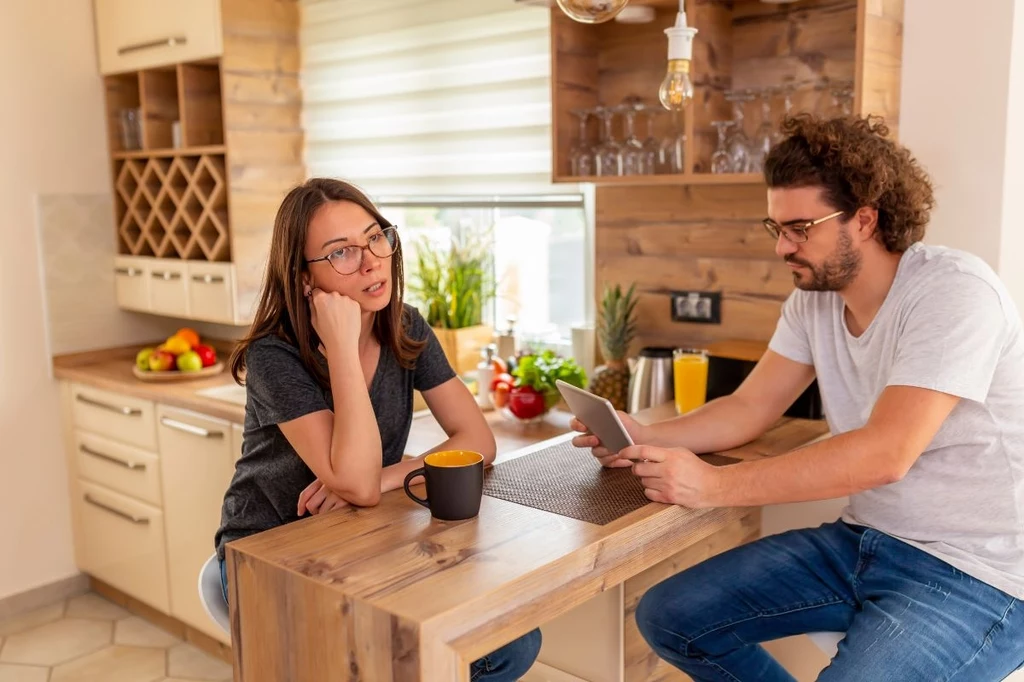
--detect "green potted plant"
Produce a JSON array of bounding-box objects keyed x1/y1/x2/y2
[{"x1": 408, "y1": 230, "x2": 497, "y2": 375}]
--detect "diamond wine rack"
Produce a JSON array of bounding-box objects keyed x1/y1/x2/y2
[{"x1": 114, "y1": 153, "x2": 229, "y2": 262}]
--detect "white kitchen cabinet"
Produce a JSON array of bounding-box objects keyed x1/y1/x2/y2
[
  {"x1": 70, "y1": 382, "x2": 157, "y2": 451},
  {"x1": 149, "y1": 260, "x2": 190, "y2": 318},
  {"x1": 94, "y1": 0, "x2": 223, "y2": 75},
  {"x1": 75, "y1": 478, "x2": 170, "y2": 612},
  {"x1": 111, "y1": 256, "x2": 238, "y2": 324},
  {"x1": 157, "y1": 405, "x2": 235, "y2": 642},
  {"x1": 187, "y1": 261, "x2": 236, "y2": 324},
  {"x1": 114, "y1": 255, "x2": 151, "y2": 311},
  {"x1": 75, "y1": 429, "x2": 163, "y2": 507}
]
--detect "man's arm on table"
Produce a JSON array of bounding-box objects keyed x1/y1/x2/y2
[
  {"x1": 626, "y1": 384, "x2": 959, "y2": 508},
  {"x1": 642, "y1": 349, "x2": 817, "y2": 454}
]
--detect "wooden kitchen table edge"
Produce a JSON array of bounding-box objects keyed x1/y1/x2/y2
[{"x1": 225, "y1": 415, "x2": 829, "y2": 681}]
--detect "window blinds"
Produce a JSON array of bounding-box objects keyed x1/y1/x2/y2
[{"x1": 300, "y1": 0, "x2": 562, "y2": 196}]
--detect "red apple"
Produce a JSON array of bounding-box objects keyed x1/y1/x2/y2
[
  {"x1": 508, "y1": 386, "x2": 546, "y2": 419},
  {"x1": 148, "y1": 350, "x2": 176, "y2": 372},
  {"x1": 194, "y1": 344, "x2": 217, "y2": 368}
]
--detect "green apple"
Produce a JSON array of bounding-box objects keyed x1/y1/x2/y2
[
  {"x1": 135, "y1": 347, "x2": 155, "y2": 371},
  {"x1": 176, "y1": 350, "x2": 203, "y2": 372}
]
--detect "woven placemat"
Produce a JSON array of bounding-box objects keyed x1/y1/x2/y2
[{"x1": 482, "y1": 440, "x2": 650, "y2": 525}]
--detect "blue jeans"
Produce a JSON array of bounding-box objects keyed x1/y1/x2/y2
[
  {"x1": 219, "y1": 560, "x2": 541, "y2": 681},
  {"x1": 636, "y1": 521, "x2": 1024, "y2": 681}
]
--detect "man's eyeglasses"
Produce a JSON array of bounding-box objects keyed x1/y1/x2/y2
[
  {"x1": 306, "y1": 226, "x2": 399, "y2": 276},
  {"x1": 762, "y1": 210, "x2": 845, "y2": 244}
]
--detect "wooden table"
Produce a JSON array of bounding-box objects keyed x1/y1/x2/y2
[{"x1": 225, "y1": 404, "x2": 829, "y2": 682}]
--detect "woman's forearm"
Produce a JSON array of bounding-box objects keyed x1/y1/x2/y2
[
  {"x1": 325, "y1": 345, "x2": 382, "y2": 504},
  {"x1": 383, "y1": 426, "x2": 497, "y2": 493}
]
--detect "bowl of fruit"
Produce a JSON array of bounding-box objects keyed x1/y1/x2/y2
[
  {"x1": 490, "y1": 350, "x2": 587, "y2": 424},
  {"x1": 133, "y1": 328, "x2": 222, "y2": 381}
]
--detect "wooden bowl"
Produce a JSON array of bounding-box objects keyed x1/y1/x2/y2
[{"x1": 132, "y1": 362, "x2": 225, "y2": 382}]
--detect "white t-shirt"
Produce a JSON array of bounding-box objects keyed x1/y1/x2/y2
[{"x1": 769, "y1": 242, "x2": 1024, "y2": 599}]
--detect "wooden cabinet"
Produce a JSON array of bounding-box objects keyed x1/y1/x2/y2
[
  {"x1": 94, "y1": 0, "x2": 223, "y2": 75},
  {"x1": 157, "y1": 405, "x2": 235, "y2": 643},
  {"x1": 550, "y1": 0, "x2": 904, "y2": 187},
  {"x1": 97, "y1": 0, "x2": 304, "y2": 326}
]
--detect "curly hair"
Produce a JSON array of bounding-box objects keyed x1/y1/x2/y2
[{"x1": 763, "y1": 114, "x2": 935, "y2": 253}]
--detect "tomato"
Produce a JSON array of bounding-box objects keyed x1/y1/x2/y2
[
  {"x1": 492, "y1": 383, "x2": 510, "y2": 408},
  {"x1": 490, "y1": 372, "x2": 513, "y2": 392},
  {"x1": 508, "y1": 386, "x2": 546, "y2": 419}
]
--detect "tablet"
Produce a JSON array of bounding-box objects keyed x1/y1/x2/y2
[{"x1": 555, "y1": 380, "x2": 635, "y2": 454}]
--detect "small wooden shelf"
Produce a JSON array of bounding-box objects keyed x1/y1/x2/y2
[
  {"x1": 112, "y1": 145, "x2": 226, "y2": 160},
  {"x1": 550, "y1": 0, "x2": 904, "y2": 183},
  {"x1": 553, "y1": 172, "x2": 763, "y2": 186}
]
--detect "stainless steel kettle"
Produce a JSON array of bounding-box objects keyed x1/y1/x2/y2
[{"x1": 627, "y1": 347, "x2": 675, "y2": 414}]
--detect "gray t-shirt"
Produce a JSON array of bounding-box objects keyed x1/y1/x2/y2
[
  {"x1": 769, "y1": 242, "x2": 1024, "y2": 599},
  {"x1": 214, "y1": 304, "x2": 456, "y2": 560}
]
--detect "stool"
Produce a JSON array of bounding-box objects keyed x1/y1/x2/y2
[{"x1": 197, "y1": 553, "x2": 230, "y2": 635}]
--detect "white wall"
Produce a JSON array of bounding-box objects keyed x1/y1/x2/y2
[
  {"x1": 0, "y1": 1, "x2": 110, "y2": 599},
  {"x1": 900, "y1": 0, "x2": 1024, "y2": 308}
]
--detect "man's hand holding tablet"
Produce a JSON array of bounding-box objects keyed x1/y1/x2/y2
[{"x1": 557, "y1": 380, "x2": 647, "y2": 468}]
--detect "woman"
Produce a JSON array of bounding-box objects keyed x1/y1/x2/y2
[{"x1": 214, "y1": 178, "x2": 542, "y2": 680}]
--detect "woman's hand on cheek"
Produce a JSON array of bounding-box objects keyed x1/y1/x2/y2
[{"x1": 309, "y1": 288, "x2": 361, "y2": 353}]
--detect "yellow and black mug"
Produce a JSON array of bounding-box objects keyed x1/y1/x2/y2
[{"x1": 402, "y1": 450, "x2": 484, "y2": 521}]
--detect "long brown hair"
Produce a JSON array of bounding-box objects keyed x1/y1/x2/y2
[{"x1": 230, "y1": 178, "x2": 426, "y2": 389}]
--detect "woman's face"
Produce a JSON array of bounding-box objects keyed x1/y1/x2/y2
[{"x1": 303, "y1": 200, "x2": 394, "y2": 313}]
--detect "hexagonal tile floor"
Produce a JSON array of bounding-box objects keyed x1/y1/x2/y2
[{"x1": 0, "y1": 593, "x2": 230, "y2": 682}]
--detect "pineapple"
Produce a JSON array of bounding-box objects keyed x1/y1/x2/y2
[{"x1": 589, "y1": 282, "x2": 638, "y2": 411}]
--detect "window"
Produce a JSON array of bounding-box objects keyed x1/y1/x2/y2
[
  {"x1": 300, "y1": 0, "x2": 594, "y2": 348},
  {"x1": 380, "y1": 195, "x2": 588, "y2": 348}
]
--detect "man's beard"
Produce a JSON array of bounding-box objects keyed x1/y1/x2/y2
[{"x1": 786, "y1": 227, "x2": 862, "y2": 291}]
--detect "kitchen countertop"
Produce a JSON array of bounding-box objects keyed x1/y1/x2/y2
[
  {"x1": 53, "y1": 343, "x2": 247, "y2": 423},
  {"x1": 51, "y1": 343, "x2": 579, "y2": 456}
]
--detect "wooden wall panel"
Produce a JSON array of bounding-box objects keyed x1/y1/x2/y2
[
  {"x1": 595, "y1": 184, "x2": 789, "y2": 352},
  {"x1": 220, "y1": 0, "x2": 304, "y2": 323},
  {"x1": 856, "y1": 0, "x2": 904, "y2": 136}
]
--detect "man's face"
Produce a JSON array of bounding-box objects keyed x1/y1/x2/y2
[{"x1": 766, "y1": 187, "x2": 861, "y2": 292}]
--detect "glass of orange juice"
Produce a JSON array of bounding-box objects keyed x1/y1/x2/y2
[{"x1": 673, "y1": 348, "x2": 709, "y2": 414}]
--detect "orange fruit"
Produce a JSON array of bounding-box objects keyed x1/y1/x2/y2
[{"x1": 176, "y1": 327, "x2": 200, "y2": 348}]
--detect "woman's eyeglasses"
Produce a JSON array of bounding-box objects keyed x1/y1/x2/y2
[
  {"x1": 762, "y1": 210, "x2": 845, "y2": 244},
  {"x1": 306, "y1": 226, "x2": 399, "y2": 276}
]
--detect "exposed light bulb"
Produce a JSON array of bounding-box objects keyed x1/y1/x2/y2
[
  {"x1": 659, "y1": 3, "x2": 698, "y2": 111},
  {"x1": 659, "y1": 60, "x2": 694, "y2": 111},
  {"x1": 555, "y1": 0, "x2": 631, "y2": 24}
]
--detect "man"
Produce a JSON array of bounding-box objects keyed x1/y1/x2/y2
[{"x1": 572, "y1": 115, "x2": 1024, "y2": 681}]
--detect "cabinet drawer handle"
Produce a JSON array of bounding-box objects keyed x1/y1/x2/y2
[
  {"x1": 151, "y1": 271, "x2": 182, "y2": 280},
  {"x1": 114, "y1": 267, "x2": 142, "y2": 277},
  {"x1": 80, "y1": 444, "x2": 146, "y2": 471},
  {"x1": 117, "y1": 36, "x2": 188, "y2": 56},
  {"x1": 84, "y1": 494, "x2": 150, "y2": 525},
  {"x1": 75, "y1": 394, "x2": 142, "y2": 417},
  {"x1": 160, "y1": 416, "x2": 224, "y2": 439},
  {"x1": 192, "y1": 274, "x2": 225, "y2": 284}
]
